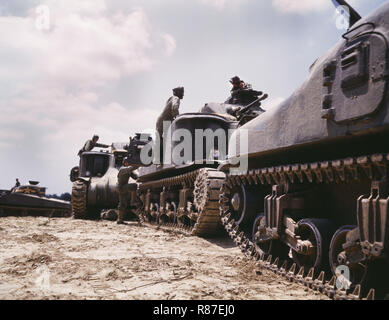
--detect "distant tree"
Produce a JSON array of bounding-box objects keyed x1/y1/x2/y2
[
  {"x1": 60, "y1": 193, "x2": 71, "y2": 201},
  {"x1": 46, "y1": 193, "x2": 71, "y2": 202}
]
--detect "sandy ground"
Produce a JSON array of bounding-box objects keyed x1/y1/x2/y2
[{"x1": 0, "y1": 216, "x2": 328, "y2": 300}]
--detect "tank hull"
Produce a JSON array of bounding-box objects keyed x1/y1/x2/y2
[
  {"x1": 228, "y1": 3, "x2": 389, "y2": 163},
  {"x1": 0, "y1": 191, "x2": 71, "y2": 216},
  {"x1": 71, "y1": 148, "x2": 137, "y2": 219},
  {"x1": 220, "y1": 2, "x2": 389, "y2": 299}
]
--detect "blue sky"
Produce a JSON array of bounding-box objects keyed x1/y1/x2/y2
[{"x1": 0, "y1": 0, "x2": 387, "y2": 193}]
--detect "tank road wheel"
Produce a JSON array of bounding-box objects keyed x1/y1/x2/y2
[
  {"x1": 160, "y1": 202, "x2": 177, "y2": 225},
  {"x1": 328, "y1": 225, "x2": 389, "y2": 297},
  {"x1": 71, "y1": 180, "x2": 88, "y2": 219},
  {"x1": 166, "y1": 202, "x2": 178, "y2": 224},
  {"x1": 329, "y1": 225, "x2": 367, "y2": 286},
  {"x1": 150, "y1": 203, "x2": 159, "y2": 224},
  {"x1": 159, "y1": 208, "x2": 170, "y2": 224},
  {"x1": 251, "y1": 214, "x2": 290, "y2": 259},
  {"x1": 291, "y1": 218, "x2": 334, "y2": 272}
]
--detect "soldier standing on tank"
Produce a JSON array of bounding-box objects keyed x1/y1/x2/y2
[
  {"x1": 156, "y1": 87, "x2": 184, "y2": 162},
  {"x1": 78, "y1": 135, "x2": 110, "y2": 156},
  {"x1": 11, "y1": 178, "x2": 21, "y2": 192},
  {"x1": 117, "y1": 157, "x2": 139, "y2": 225}
]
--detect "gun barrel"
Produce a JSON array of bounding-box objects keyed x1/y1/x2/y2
[{"x1": 237, "y1": 93, "x2": 268, "y2": 117}]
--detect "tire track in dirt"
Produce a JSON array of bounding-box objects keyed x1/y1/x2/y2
[{"x1": 0, "y1": 217, "x2": 328, "y2": 300}]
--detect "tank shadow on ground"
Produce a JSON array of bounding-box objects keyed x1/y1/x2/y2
[{"x1": 203, "y1": 236, "x2": 237, "y2": 249}]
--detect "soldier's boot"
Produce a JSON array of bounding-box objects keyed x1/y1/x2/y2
[{"x1": 117, "y1": 209, "x2": 126, "y2": 225}]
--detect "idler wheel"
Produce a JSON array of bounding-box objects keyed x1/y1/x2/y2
[
  {"x1": 252, "y1": 214, "x2": 289, "y2": 259},
  {"x1": 229, "y1": 185, "x2": 261, "y2": 233},
  {"x1": 329, "y1": 225, "x2": 367, "y2": 284},
  {"x1": 171, "y1": 202, "x2": 178, "y2": 224},
  {"x1": 292, "y1": 218, "x2": 333, "y2": 272}
]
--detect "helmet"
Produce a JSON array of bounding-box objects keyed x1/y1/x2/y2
[
  {"x1": 173, "y1": 87, "x2": 184, "y2": 97},
  {"x1": 230, "y1": 76, "x2": 242, "y2": 85}
]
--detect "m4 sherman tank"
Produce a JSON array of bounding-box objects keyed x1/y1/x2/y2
[
  {"x1": 70, "y1": 143, "x2": 137, "y2": 219},
  {"x1": 219, "y1": 0, "x2": 389, "y2": 298},
  {"x1": 128, "y1": 92, "x2": 267, "y2": 237},
  {"x1": 0, "y1": 181, "x2": 71, "y2": 217}
]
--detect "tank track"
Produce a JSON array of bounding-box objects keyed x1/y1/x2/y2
[
  {"x1": 138, "y1": 168, "x2": 225, "y2": 237},
  {"x1": 71, "y1": 180, "x2": 88, "y2": 219},
  {"x1": 219, "y1": 153, "x2": 389, "y2": 300}
]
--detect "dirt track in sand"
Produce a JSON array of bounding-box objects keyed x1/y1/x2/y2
[{"x1": 0, "y1": 216, "x2": 328, "y2": 300}]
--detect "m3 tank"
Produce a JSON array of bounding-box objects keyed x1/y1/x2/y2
[
  {"x1": 70, "y1": 143, "x2": 138, "y2": 219},
  {"x1": 219, "y1": 0, "x2": 389, "y2": 298},
  {"x1": 130, "y1": 92, "x2": 267, "y2": 237},
  {"x1": 0, "y1": 181, "x2": 71, "y2": 217}
]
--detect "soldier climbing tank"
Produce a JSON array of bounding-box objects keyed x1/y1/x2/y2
[
  {"x1": 70, "y1": 143, "x2": 138, "y2": 219},
  {"x1": 218, "y1": 0, "x2": 389, "y2": 299}
]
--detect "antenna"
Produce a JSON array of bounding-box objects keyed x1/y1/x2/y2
[{"x1": 331, "y1": 0, "x2": 361, "y2": 27}]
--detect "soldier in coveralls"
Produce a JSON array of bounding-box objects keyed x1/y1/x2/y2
[
  {"x1": 156, "y1": 87, "x2": 184, "y2": 162},
  {"x1": 225, "y1": 76, "x2": 263, "y2": 108},
  {"x1": 117, "y1": 157, "x2": 139, "y2": 224},
  {"x1": 14, "y1": 178, "x2": 21, "y2": 188},
  {"x1": 78, "y1": 135, "x2": 110, "y2": 156}
]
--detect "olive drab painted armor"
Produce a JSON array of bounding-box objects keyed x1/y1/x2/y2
[
  {"x1": 217, "y1": 1, "x2": 389, "y2": 299},
  {"x1": 132, "y1": 0, "x2": 389, "y2": 299},
  {"x1": 70, "y1": 143, "x2": 131, "y2": 219},
  {"x1": 0, "y1": 181, "x2": 71, "y2": 216}
]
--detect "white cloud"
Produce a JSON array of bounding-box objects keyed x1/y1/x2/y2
[
  {"x1": 0, "y1": 3, "x2": 155, "y2": 89},
  {"x1": 272, "y1": 0, "x2": 330, "y2": 14},
  {"x1": 0, "y1": 0, "x2": 174, "y2": 193},
  {"x1": 162, "y1": 33, "x2": 177, "y2": 57},
  {"x1": 200, "y1": 0, "x2": 246, "y2": 10}
]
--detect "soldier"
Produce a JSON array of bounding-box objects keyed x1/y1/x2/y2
[
  {"x1": 78, "y1": 135, "x2": 110, "y2": 156},
  {"x1": 225, "y1": 76, "x2": 262, "y2": 108},
  {"x1": 156, "y1": 87, "x2": 184, "y2": 138},
  {"x1": 11, "y1": 178, "x2": 21, "y2": 192},
  {"x1": 117, "y1": 157, "x2": 139, "y2": 224},
  {"x1": 156, "y1": 87, "x2": 184, "y2": 162}
]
